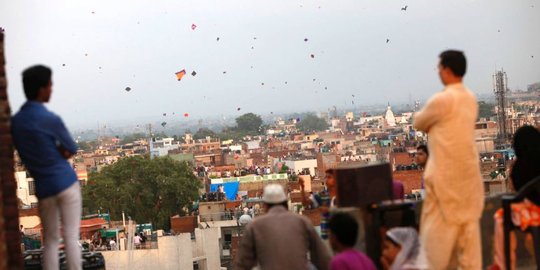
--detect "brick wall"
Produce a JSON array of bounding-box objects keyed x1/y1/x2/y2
[
  {"x1": 0, "y1": 30, "x2": 23, "y2": 269},
  {"x1": 392, "y1": 170, "x2": 423, "y2": 194},
  {"x1": 170, "y1": 216, "x2": 197, "y2": 234}
]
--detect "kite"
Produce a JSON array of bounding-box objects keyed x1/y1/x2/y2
[
  {"x1": 261, "y1": 83, "x2": 265, "y2": 86},
  {"x1": 161, "y1": 122, "x2": 167, "y2": 127},
  {"x1": 216, "y1": 37, "x2": 220, "y2": 41},
  {"x1": 237, "y1": 107, "x2": 241, "y2": 111},
  {"x1": 191, "y1": 71, "x2": 197, "y2": 76},
  {"x1": 223, "y1": 71, "x2": 227, "y2": 74},
  {"x1": 304, "y1": 38, "x2": 308, "y2": 42},
  {"x1": 175, "y1": 69, "x2": 186, "y2": 81},
  {"x1": 325, "y1": 87, "x2": 328, "y2": 90},
  {"x1": 310, "y1": 54, "x2": 315, "y2": 58},
  {"x1": 62, "y1": 64, "x2": 66, "y2": 67},
  {"x1": 184, "y1": 113, "x2": 189, "y2": 117},
  {"x1": 386, "y1": 39, "x2": 390, "y2": 43},
  {"x1": 251, "y1": 46, "x2": 254, "y2": 50},
  {"x1": 191, "y1": 24, "x2": 197, "y2": 30},
  {"x1": 285, "y1": 81, "x2": 288, "y2": 84},
  {"x1": 125, "y1": 87, "x2": 131, "y2": 92},
  {"x1": 163, "y1": 113, "x2": 166, "y2": 116},
  {"x1": 401, "y1": 5, "x2": 408, "y2": 11}
]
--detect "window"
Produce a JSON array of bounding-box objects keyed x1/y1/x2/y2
[{"x1": 28, "y1": 181, "x2": 36, "y2": 196}]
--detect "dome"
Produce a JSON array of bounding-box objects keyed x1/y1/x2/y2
[{"x1": 385, "y1": 104, "x2": 396, "y2": 127}]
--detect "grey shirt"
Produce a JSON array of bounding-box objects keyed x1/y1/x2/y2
[{"x1": 234, "y1": 205, "x2": 331, "y2": 270}]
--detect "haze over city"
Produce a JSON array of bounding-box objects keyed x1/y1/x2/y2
[{"x1": 1, "y1": 0, "x2": 539, "y2": 130}]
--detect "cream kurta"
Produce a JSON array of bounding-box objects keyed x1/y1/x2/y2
[{"x1": 413, "y1": 83, "x2": 484, "y2": 224}]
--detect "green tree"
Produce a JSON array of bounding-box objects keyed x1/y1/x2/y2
[
  {"x1": 120, "y1": 133, "x2": 147, "y2": 144},
  {"x1": 478, "y1": 102, "x2": 495, "y2": 119},
  {"x1": 297, "y1": 114, "x2": 329, "y2": 132},
  {"x1": 193, "y1": 128, "x2": 217, "y2": 140},
  {"x1": 235, "y1": 113, "x2": 263, "y2": 133},
  {"x1": 82, "y1": 156, "x2": 202, "y2": 230},
  {"x1": 77, "y1": 140, "x2": 97, "y2": 151}
]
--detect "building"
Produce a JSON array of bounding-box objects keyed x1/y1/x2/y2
[
  {"x1": 283, "y1": 157, "x2": 318, "y2": 176},
  {"x1": 15, "y1": 171, "x2": 38, "y2": 208}
]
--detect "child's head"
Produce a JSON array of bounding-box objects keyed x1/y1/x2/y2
[
  {"x1": 328, "y1": 212, "x2": 358, "y2": 252},
  {"x1": 382, "y1": 233, "x2": 402, "y2": 265}
]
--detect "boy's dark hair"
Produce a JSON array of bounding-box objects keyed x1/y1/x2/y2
[
  {"x1": 328, "y1": 212, "x2": 358, "y2": 247},
  {"x1": 439, "y1": 50, "x2": 467, "y2": 77},
  {"x1": 22, "y1": 65, "x2": 52, "y2": 100},
  {"x1": 417, "y1": 144, "x2": 429, "y2": 156}
]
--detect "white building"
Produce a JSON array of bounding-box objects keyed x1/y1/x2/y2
[
  {"x1": 150, "y1": 137, "x2": 180, "y2": 158},
  {"x1": 15, "y1": 171, "x2": 38, "y2": 208},
  {"x1": 283, "y1": 158, "x2": 318, "y2": 176},
  {"x1": 384, "y1": 105, "x2": 396, "y2": 127}
]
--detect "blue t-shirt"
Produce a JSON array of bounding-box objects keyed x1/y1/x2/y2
[{"x1": 12, "y1": 101, "x2": 78, "y2": 199}]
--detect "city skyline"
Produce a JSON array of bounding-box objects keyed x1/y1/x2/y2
[{"x1": 1, "y1": 0, "x2": 539, "y2": 129}]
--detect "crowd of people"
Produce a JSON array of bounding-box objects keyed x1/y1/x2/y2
[{"x1": 11, "y1": 51, "x2": 539, "y2": 269}]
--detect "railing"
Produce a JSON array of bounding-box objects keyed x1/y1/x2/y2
[
  {"x1": 210, "y1": 173, "x2": 289, "y2": 184},
  {"x1": 198, "y1": 210, "x2": 263, "y2": 222}
]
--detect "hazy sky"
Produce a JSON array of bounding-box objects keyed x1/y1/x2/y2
[{"x1": 1, "y1": 0, "x2": 539, "y2": 129}]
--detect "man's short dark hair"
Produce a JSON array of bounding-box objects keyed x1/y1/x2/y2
[
  {"x1": 22, "y1": 65, "x2": 52, "y2": 100},
  {"x1": 328, "y1": 212, "x2": 358, "y2": 247},
  {"x1": 417, "y1": 144, "x2": 429, "y2": 156},
  {"x1": 439, "y1": 50, "x2": 466, "y2": 77}
]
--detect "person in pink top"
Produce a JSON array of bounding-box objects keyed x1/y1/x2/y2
[{"x1": 328, "y1": 212, "x2": 377, "y2": 270}]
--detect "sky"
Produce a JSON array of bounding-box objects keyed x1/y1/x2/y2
[{"x1": 1, "y1": 0, "x2": 539, "y2": 130}]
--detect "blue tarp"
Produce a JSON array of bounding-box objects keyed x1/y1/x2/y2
[{"x1": 210, "y1": 181, "x2": 239, "y2": 201}]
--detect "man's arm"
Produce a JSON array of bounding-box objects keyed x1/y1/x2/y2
[
  {"x1": 52, "y1": 116, "x2": 78, "y2": 158},
  {"x1": 307, "y1": 220, "x2": 331, "y2": 270},
  {"x1": 233, "y1": 225, "x2": 257, "y2": 270},
  {"x1": 413, "y1": 93, "x2": 448, "y2": 133}
]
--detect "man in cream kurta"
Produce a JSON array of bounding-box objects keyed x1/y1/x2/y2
[{"x1": 413, "y1": 50, "x2": 484, "y2": 270}]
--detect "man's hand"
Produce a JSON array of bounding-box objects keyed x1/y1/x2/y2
[{"x1": 57, "y1": 145, "x2": 74, "y2": 159}]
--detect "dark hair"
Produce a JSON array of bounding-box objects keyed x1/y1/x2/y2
[
  {"x1": 511, "y1": 125, "x2": 540, "y2": 205},
  {"x1": 22, "y1": 65, "x2": 52, "y2": 100},
  {"x1": 328, "y1": 212, "x2": 358, "y2": 247},
  {"x1": 417, "y1": 145, "x2": 429, "y2": 156},
  {"x1": 439, "y1": 50, "x2": 466, "y2": 77}
]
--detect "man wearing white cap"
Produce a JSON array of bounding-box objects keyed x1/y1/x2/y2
[{"x1": 234, "y1": 184, "x2": 331, "y2": 270}]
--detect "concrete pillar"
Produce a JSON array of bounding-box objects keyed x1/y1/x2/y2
[
  {"x1": 157, "y1": 235, "x2": 194, "y2": 270},
  {"x1": 177, "y1": 233, "x2": 193, "y2": 270},
  {"x1": 203, "y1": 228, "x2": 221, "y2": 270}
]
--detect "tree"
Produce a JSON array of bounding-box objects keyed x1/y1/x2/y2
[
  {"x1": 120, "y1": 133, "x2": 147, "y2": 144},
  {"x1": 297, "y1": 114, "x2": 329, "y2": 132},
  {"x1": 478, "y1": 102, "x2": 495, "y2": 119},
  {"x1": 235, "y1": 113, "x2": 263, "y2": 133},
  {"x1": 193, "y1": 128, "x2": 217, "y2": 140},
  {"x1": 82, "y1": 156, "x2": 202, "y2": 230},
  {"x1": 77, "y1": 140, "x2": 97, "y2": 151}
]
